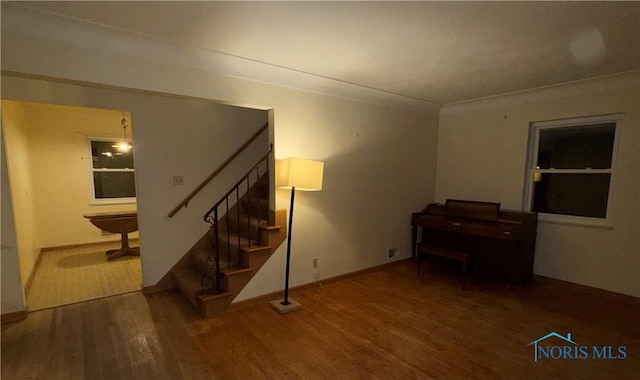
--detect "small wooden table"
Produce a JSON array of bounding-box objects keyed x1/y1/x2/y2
[{"x1": 83, "y1": 211, "x2": 139, "y2": 261}]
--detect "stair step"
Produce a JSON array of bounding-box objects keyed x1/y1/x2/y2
[
  {"x1": 226, "y1": 213, "x2": 269, "y2": 237},
  {"x1": 224, "y1": 206, "x2": 269, "y2": 236},
  {"x1": 172, "y1": 266, "x2": 206, "y2": 309},
  {"x1": 191, "y1": 243, "x2": 274, "y2": 273},
  {"x1": 240, "y1": 198, "x2": 270, "y2": 219},
  {"x1": 221, "y1": 267, "x2": 254, "y2": 295},
  {"x1": 208, "y1": 232, "x2": 257, "y2": 256},
  {"x1": 260, "y1": 224, "x2": 283, "y2": 247},
  {"x1": 236, "y1": 244, "x2": 272, "y2": 268},
  {"x1": 240, "y1": 245, "x2": 276, "y2": 272},
  {"x1": 222, "y1": 267, "x2": 254, "y2": 276},
  {"x1": 198, "y1": 291, "x2": 234, "y2": 303},
  {"x1": 218, "y1": 233, "x2": 254, "y2": 266},
  {"x1": 190, "y1": 247, "x2": 215, "y2": 274},
  {"x1": 245, "y1": 175, "x2": 269, "y2": 198},
  {"x1": 198, "y1": 291, "x2": 235, "y2": 317}
]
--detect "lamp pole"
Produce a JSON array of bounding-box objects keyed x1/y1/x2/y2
[{"x1": 282, "y1": 186, "x2": 296, "y2": 306}]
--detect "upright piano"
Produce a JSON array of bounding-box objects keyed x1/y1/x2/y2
[{"x1": 411, "y1": 199, "x2": 537, "y2": 284}]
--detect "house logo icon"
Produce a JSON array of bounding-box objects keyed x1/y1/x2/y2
[
  {"x1": 527, "y1": 332, "x2": 578, "y2": 362},
  {"x1": 527, "y1": 331, "x2": 627, "y2": 362}
]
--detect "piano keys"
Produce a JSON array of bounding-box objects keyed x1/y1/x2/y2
[{"x1": 412, "y1": 199, "x2": 537, "y2": 285}]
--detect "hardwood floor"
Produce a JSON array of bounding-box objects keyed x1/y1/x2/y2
[{"x1": 2, "y1": 259, "x2": 639, "y2": 379}]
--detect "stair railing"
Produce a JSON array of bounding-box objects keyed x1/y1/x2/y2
[{"x1": 201, "y1": 145, "x2": 272, "y2": 293}]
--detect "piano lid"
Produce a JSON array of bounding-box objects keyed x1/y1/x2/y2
[{"x1": 444, "y1": 199, "x2": 500, "y2": 221}]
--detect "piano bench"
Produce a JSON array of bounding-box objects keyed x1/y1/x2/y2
[{"x1": 416, "y1": 244, "x2": 473, "y2": 289}]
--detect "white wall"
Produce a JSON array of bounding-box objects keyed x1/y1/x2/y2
[
  {"x1": 238, "y1": 88, "x2": 438, "y2": 301},
  {"x1": 126, "y1": 93, "x2": 269, "y2": 286},
  {"x1": 1, "y1": 15, "x2": 439, "y2": 306},
  {"x1": 437, "y1": 73, "x2": 640, "y2": 297}
]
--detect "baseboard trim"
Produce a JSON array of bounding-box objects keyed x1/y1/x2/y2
[
  {"x1": 228, "y1": 262, "x2": 640, "y2": 312},
  {"x1": 145, "y1": 260, "x2": 639, "y2": 311},
  {"x1": 142, "y1": 259, "x2": 410, "y2": 312},
  {"x1": 227, "y1": 258, "x2": 411, "y2": 313},
  {"x1": 1, "y1": 310, "x2": 28, "y2": 324},
  {"x1": 142, "y1": 258, "x2": 411, "y2": 314},
  {"x1": 24, "y1": 248, "x2": 44, "y2": 297},
  {"x1": 41, "y1": 238, "x2": 140, "y2": 253},
  {"x1": 141, "y1": 285, "x2": 173, "y2": 295},
  {"x1": 533, "y1": 275, "x2": 640, "y2": 306}
]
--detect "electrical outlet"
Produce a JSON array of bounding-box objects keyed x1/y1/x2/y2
[
  {"x1": 173, "y1": 175, "x2": 184, "y2": 186},
  {"x1": 312, "y1": 257, "x2": 319, "y2": 272},
  {"x1": 387, "y1": 247, "x2": 398, "y2": 260}
]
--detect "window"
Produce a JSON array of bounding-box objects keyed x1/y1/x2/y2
[
  {"x1": 87, "y1": 138, "x2": 136, "y2": 204},
  {"x1": 525, "y1": 114, "x2": 620, "y2": 226}
]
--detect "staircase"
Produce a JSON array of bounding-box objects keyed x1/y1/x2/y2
[
  {"x1": 168, "y1": 174, "x2": 286, "y2": 317},
  {"x1": 161, "y1": 124, "x2": 285, "y2": 317}
]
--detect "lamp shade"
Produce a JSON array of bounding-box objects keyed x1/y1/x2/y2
[{"x1": 276, "y1": 158, "x2": 324, "y2": 191}]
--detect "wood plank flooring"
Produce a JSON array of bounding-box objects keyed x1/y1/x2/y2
[{"x1": 2, "y1": 259, "x2": 639, "y2": 379}]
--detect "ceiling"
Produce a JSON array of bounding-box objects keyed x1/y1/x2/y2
[{"x1": 4, "y1": 1, "x2": 640, "y2": 107}]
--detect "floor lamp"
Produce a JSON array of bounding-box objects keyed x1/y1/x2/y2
[{"x1": 270, "y1": 157, "x2": 324, "y2": 314}]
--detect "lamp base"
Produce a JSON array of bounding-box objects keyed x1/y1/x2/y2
[{"x1": 269, "y1": 297, "x2": 302, "y2": 314}]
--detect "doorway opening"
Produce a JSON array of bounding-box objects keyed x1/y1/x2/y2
[{"x1": 1, "y1": 100, "x2": 142, "y2": 311}]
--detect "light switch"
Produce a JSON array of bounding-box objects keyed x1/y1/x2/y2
[{"x1": 173, "y1": 175, "x2": 184, "y2": 186}]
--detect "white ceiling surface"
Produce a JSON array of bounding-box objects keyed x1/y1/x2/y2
[{"x1": 3, "y1": 1, "x2": 640, "y2": 109}]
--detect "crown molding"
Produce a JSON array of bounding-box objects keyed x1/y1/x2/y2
[
  {"x1": 1, "y1": 4, "x2": 440, "y2": 113},
  {"x1": 441, "y1": 70, "x2": 639, "y2": 115}
]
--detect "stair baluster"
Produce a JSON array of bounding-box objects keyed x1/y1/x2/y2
[
  {"x1": 201, "y1": 148, "x2": 272, "y2": 293},
  {"x1": 202, "y1": 210, "x2": 221, "y2": 294}
]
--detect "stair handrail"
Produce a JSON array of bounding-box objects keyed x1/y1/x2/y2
[{"x1": 168, "y1": 122, "x2": 269, "y2": 218}]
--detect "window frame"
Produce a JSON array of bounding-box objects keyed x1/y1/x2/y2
[
  {"x1": 86, "y1": 136, "x2": 136, "y2": 205},
  {"x1": 524, "y1": 113, "x2": 622, "y2": 228}
]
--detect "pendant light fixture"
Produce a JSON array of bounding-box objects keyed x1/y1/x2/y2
[{"x1": 114, "y1": 112, "x2": 132, "y2": 153}]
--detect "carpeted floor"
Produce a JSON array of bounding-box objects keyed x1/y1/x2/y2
[{"x1": 26, "y1": 242, "x2": 142, "y2": 311}]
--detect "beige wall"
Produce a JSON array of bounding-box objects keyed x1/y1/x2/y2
[
  {"x1": 2, "y1": 101, "x2": 139, "y2": 288},
  {"x1": 437, "y1": 72, "x2": 640, "y2": 297}
]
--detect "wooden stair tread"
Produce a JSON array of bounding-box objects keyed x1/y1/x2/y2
[
  {"x1": 173, "y1": 266, "x2": 201, "y2": 286},
  {"x1": 190, "y1": 247, "x2": 230, "y2": 273},
  {"x1": 242, "y1": 245, "x2": 274, "y2": 253},
  {"x1": 198, "y1": 291, "x2": 234, "y2": 302},
  {"x1": 217, "y1": 233, "x2": 260, "y2": 249},
  {"x1": 172, "y1": 266, "x2": 205, "y2": 308},
  {"x1": 222, "y1": 267, "x2": 253, "y2": 276}
]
